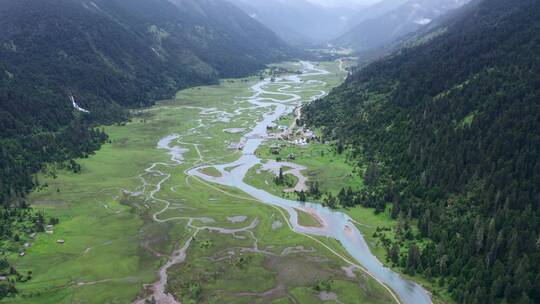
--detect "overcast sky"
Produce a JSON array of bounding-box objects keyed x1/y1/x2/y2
[{"x1": 307, "y1": 0, "x2": 381, "y2": 8}]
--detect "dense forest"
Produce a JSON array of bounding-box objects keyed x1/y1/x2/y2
[{"x1": 304, "y1": 0, "x2": 540, "y2": 303}]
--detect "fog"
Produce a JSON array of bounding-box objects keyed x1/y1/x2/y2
[
  {"x1": 307, "y1": 0, "x2": 381, "y2": 8},
  {"x1": 229, "y1": 0, "x2": 469, "y2": 49},
  {"x1": 228, "y1": 0, "x2": 378, "y2": 45}
]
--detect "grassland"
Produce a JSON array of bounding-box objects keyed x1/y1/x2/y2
[
  {"x1": 294, "y1": 209, "x2": 322, "y2": 228},
  {"x1": 243, "y1": 164, "x2": 298, "y2": 199},
  {"x1": 2, "y1": 61, "x2": 398, "y2": 303},
  {"x1": 256, "y1": 141, "x2": 362, "y2": 196}
]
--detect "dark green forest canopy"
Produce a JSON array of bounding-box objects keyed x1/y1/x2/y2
[
  {"x1": 304, "y1": 0, "x2": 540, "y2": 303},
  {"x1": 0, "y1": 0, "x2": 294, "y2": 203}
]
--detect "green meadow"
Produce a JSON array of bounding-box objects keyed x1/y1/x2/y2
[
  {"x1": 3, "y1": 61, "x2": 397, "y2": 303},
  {"x1": 255, "y1": 141, "x2": 362, "y2": 196}
]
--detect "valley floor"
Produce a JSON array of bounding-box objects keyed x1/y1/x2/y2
[{"x1": 3, "y1": 61, "x2": 402, "y2": 304}]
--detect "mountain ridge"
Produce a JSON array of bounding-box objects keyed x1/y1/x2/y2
[
  {"x1": 334, "y1": 0, "x2": 468, "y2": 51},
  {"x1": 228, "y1": 0, "x2": 361, "y2": 45}
]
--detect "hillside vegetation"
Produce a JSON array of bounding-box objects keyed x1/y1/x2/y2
[
  {"x1": 304, "y1": 0, "x2": 540, "y2": 303},
  {"x1": 0, "y1": 0, "x2": 292, "y2": 204}
]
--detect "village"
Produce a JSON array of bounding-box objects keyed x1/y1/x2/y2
[
  {"x1": 267, "y1": 105, "x2": 319, "y2": 153},
  {"x1": 226, "y1": 105, "x2": 320, "y2": 156}
]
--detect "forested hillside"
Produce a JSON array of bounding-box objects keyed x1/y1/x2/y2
[
  {"x1": 0, "y1": 0, "x2": 292, "y2": 204},
  {"x1": 304, "y1": 0, "x2": 540, "y2": 303}
]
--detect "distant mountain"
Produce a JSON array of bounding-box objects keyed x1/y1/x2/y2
[
  {"x1": 305, "y1": 0, "x2": 540, "y2": 303},
  {"x1": 344, "y1": 0, "x2": 409, "y2": 29},
  {"x1": 0, "y1": 0, "x2": 292, "y2": 203},
  {"x1": 334, "y1": 0, "x2": 468, "y2": 51},
  {"x1": 353, "y1": 0, "x2": 476, "y2": 66},
  {"x1": 228, "y1": 0, "x2": 361, "y2": 45}
]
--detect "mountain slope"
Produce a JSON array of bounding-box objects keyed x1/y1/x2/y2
[
  {"x1": 305, "y1": 0, "x2": 540, "y2": 303},
  {"x1": 344, "y1": 0, "x2": 409, "y2": 30},
  {"x1": 0, "y1": 0, "x2": 291, "y2": 112},
  {"x1": 227, "y1": 0, "x2": 359, "y2": 45},
  {"x1": 352, "y1": 1, "x2": 478, "y2": 67},
  {"x1": 334, "y1": 0, "x2": 468, "y2": 51},
  {"x1": 0, "y1": 0, "x2": 292, "y2": 203}
]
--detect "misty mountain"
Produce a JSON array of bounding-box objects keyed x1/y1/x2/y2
[
  {"x1": 227, "y1": 0, "x2": 362, "y2": 45},
  {"x1": 0, "y1": 0, "x2": 292, "y2": 203},
  {"x1": 345, "y1": 0, "x2": 409, "y2": 29},
  {"x1": 353, "y1": 0, "x2": 477, "y2": 66},
  {"x1": 334, "y1": 0, "x2": 468, "y2": 51}
]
